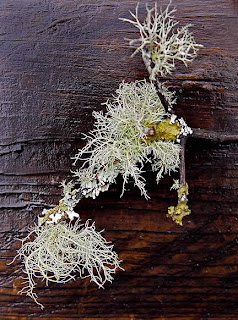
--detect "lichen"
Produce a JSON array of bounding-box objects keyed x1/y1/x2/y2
[
  {"x1": 13, "y1": 2, "x2": 204, "y2": 310},
  {"x1": 167, "y1": 183, "x2": 190, "y2": 225},
  {"x1": 38, "y1": 181, "x2": 81, "y2": 225},
  {"x1": 143, "y1": 118, "x2": 181, "y2": 144},
  {"x1": 73, "y1": 80, "x2": 181, "y2": 199},
  {"x1": 15, "y1": 220, "x2": 122, "y2": 309},
  {"x1": 121, "y1": 2, "x2": 203, "y2": 80}
]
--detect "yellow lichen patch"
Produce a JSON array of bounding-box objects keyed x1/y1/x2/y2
[
  {"x1": 143, "y1": 118, "x2": 181, "y2": 143},
  {"x1": 167, "y1": 201, "x2": 190, "y2": 226},
  {"x1": 156, "y1": 118, "x2": 181, "y2": 141},
  {"x1": 178, "y1": 183, "x2": 189, "y2": 198},
  {"x1": 167, "y1": 183, "x2": 190, "y2": 226},
  {"x1": 41, "y1": 201, "x2": 68, "y2": 224},
  {"x1": 58, "y1": 200, "x2": 68, "y2": 213}
]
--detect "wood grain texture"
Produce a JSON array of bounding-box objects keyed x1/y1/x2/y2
[{"x1": 0, "y1": 0, "x2": 238, "y2": 319}]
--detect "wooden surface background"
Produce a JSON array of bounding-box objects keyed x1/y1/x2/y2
[{"x1": 0, "y1": 0, "x2": 238, "y2": 319}]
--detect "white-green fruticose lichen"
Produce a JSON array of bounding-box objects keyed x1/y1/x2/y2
[
  {"x1": 15, "y1": 220, "x2": 122, "y2": 309},
  {"x1": 13, "y1": 2, "x2": 200, "y2": 309},
  {"x1": 73, "y1": 80, "x2": 182, "y2": 200},
  {"x1": 38, "y1": 181, "x2": 81, "y2": 225},
  {"x1": 121, "y1": 2, "x2": 203, "y2": 80}
]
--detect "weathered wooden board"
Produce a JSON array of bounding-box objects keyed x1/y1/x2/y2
[{"x1": 0, "y1": 0, "x2": 238, "y2": 319}]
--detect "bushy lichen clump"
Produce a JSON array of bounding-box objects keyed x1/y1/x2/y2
[
  {"x1": 73, "y1": 80, "x2": 182, "y2": 199},
  {"x1": 15, "y1": 220, "x2": 122, "y2": 309},
  {"x1": 121, "y1": 2, "x2": 202, "y2": 80}
]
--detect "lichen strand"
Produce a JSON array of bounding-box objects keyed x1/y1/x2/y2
[
  {"x1": 167, "y1": 184, "x2": 190, "y2": 226},
  {"x1": 121, "y1": 3, "x2": 202, "y2": 80},
  {"x1": 39, "y1": 181, "x2": 81, "y2": 225},
  {"x1": 15, "y1": 220, "x2": 122, "y2": 309},
  {"x1": 73, "y1": 80, "x2": 181, "y2": 199}
]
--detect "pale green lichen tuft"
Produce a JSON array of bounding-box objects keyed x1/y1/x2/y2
[
  {"x1": 15, "y1": 220, "x2": 122, "y2": 309},
  {"x1": 170, "y1": 179, "x2": 181, "y2": 191},
  {"x1": 73, "y1": 80, "x2": 181, "y2": 199},
  {"x1": 121, "y1": 2, "x2": 203, "y2": 80}
]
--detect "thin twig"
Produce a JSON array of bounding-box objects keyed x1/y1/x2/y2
[
  {"x1": 191, "y1": 128, "x2": 238, "y2": 143},
  {"x1": 152, "y1": 79, "x2": 171, "y2": 112},
  {"x1": 151, "y1": 81, "x2": 238, "y2": 144},
  {"x1": 179, "y1": 137, "x2": 187, "y2": 186}
]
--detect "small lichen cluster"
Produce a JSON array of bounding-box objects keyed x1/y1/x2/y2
[
  {"x1": 15, "y1": 220, "x2": 122, "y2": 309},
  {"x1": 38, "y1": 181, "x2": 81, "y2": 225},
  {"x1": 167, "y1": 183, "x2": 190, "y2": 225},
  {"x1": 73, "y1": 80, "x2": 183, "y2": 199},
  {"x1": 121, "y1": 2, "x2": 202, "y2": 80}
]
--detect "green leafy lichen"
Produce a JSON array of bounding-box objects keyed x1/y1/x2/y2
[
  {"x1": 144, "y1": 118, "x2": 181, "y2": 143},
  {"x1": 167, "y1": 184, "x2": 190, "y2": 226}
]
